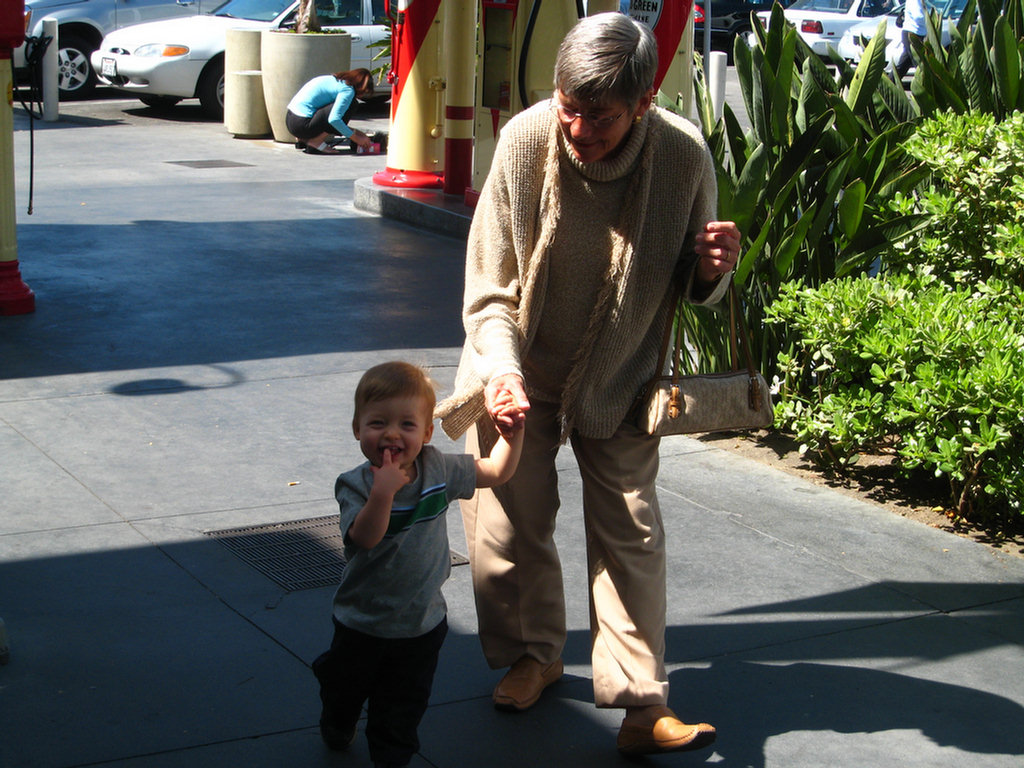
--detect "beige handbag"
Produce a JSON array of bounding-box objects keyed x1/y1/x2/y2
[{"x1": 636, "y1": 281, "x2": 773, "y2": 436}]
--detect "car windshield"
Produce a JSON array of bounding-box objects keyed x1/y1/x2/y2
[
  {"x1": 211, "y1": 0, "x2": 293, "y2": 22},
  {"x1": 928, "y1": 0, "x2": 969, "y2": 18},
  {"x1": 788, "y1": 0, "x2": 857, "y2": 12}
]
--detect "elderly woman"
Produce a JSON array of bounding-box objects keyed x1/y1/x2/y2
[{"x1": 436, "y1": 13, "x2": 739, "y2": 755}]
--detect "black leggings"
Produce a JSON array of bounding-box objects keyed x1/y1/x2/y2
[
  {"x1": 285, "y1": 100, "x2": 358, "y2": 140},
  {"x1": 313, "y1": 617, "x2": 447, "y2": 765}
]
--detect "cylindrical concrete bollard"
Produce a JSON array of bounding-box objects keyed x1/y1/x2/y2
[
  {"x1": 708, "y1": 51, "x2": 727, "y2": 123},
  {"x1": 41, "y1": 18, "x2": 59, "y2": 121},
  {"x1": 225, "y1": 70, "x2": 271, "y2": 137},
  {"x1": 225, "y1": 27, "x2": 262, "y2": 74},
  {"x1": 224, "y1": 28, "x2": 270, "y2": 137}
]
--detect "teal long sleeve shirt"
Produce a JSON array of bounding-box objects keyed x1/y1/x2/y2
[{"x1": 286, "y1": 75, "x2": 356, "y2": 137}]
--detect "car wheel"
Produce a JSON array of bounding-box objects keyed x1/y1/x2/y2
[
  {"x1": 197, "y1": 58, "x2": 224, "y2": 120},
  {"x1": 139, "y1": 95, "x2": 183, "y2": 110},
  {"x1": 55, "y1": 34, "x2": 97, "y2": 100}
]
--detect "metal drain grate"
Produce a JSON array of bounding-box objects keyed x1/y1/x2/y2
[{"x1": 206, "y1": 515, "x2": 469, "y2": 592}]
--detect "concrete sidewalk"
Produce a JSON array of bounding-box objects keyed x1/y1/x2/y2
[{"x1": 2, "y1": 93, "x2": 1023, "y2": 768}]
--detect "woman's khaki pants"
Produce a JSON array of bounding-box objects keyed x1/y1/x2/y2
[{"x1": 462, "y1": 399, "x2": 669, "y2": 708}]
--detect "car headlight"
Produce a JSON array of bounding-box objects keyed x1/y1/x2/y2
[{"x1": 133, "y1": 44, "x2": 190, "y2": 57}]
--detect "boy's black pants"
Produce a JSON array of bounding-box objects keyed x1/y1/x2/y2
[{"x1": 313, "y1": 617, "x2": 447, "y2": 766}]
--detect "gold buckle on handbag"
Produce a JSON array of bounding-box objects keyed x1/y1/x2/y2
[{"x1": 669, "y1": 384, "x2": 681, "y2": 418}]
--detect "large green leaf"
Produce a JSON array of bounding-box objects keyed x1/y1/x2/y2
[
  {"x1": 920, "y1": 48, "x2": 970, "y2": 113},
  {"x1": 728, "y1": 143, "x2": 770, "y2": 234},
  {"x1": 749, "y1": 47, "x2": 770, "y2": 144},
  {"x1": 734, "y1": 35, "x2": 757, "y2": 129},
  {"x1": 958, "y1": 32, "x2": 991, "y2": 113},
  {"x1": 992, "y1": 15, "x2": 1021, "y2": 112},
  {"x1": 762, "y1": 111, "x2": 834, "y2": 204},
  {"x1": 846, "y1": 20, "x2": 889, "y2": 116},
  {"x1": 875, "y1": 73, "x2": 919, "y2": 124},
  {"x1": 800, "y1": 151, "x2": 857, "y2": 278},
  {"x1": 838, "y1": 179, "x2": 867, "y2": 239},
  {"x1": 721, "y1": 105, "x2": 750, "y2": 178},
  {"x1": 795, "y1": 67, "x2": 831, "y2": 135},
  {"x1": 977, "y1": 0, "x2": 1000, "y2": 47},
  {"x1": 773, "y1": 201, "x2": 820, "y2": 278},
  {"x1": 828, "y1": 88, "x2": 867, "y2": 146}
]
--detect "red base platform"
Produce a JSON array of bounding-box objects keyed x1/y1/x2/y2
[{"x1": 0, "y1": 260, "x2": 36, "y2": 315}]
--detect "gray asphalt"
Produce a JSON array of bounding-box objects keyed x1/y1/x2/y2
[{"x1": 2, "y1": 87, "x2": 1023, "y2": 768}]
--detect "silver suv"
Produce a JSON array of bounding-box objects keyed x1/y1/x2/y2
[{"x1": 14, "y1": 0, "x2": 212, "y2": 99}]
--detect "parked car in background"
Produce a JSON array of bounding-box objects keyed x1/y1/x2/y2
[
  {"x1": 836, "y1": 0, "x2": 969, "y2": 71},
  {"x1": 91, "y1": 0, "x2": 389, "y2": 118},
  {"x1": 752, "y1": 0, "x2": 897, "y2": 57},
  {"x1": 14, "y1": 0, "x2": 211, "y2": 100},
  {"x1": 694, "y1": 0, "x2": 779, "y2": 58}
]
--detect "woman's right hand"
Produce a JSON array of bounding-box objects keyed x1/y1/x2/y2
[
  {"x1": 350, "y1": 130, "x2": 373, "y2": 150},
  {"x1": 485, "y1": 373, "x2": 530, "y2": 440}
]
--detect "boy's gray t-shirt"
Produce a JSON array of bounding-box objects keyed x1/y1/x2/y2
[{"x1": 332, "y1": 444, "x2": 477, "y2": 638}]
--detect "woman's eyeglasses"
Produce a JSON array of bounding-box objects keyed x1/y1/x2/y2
[{"x1": 549, "y1": 100, "x2": 626, "y2": 129}]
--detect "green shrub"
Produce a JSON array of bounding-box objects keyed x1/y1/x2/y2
[
  {"x1": 767, "y1": 271, "x2": 1024, "y2": 524},
  {"x1": 887, "y1": 110, "x2": 1024, "y2": 285},
  {"x1": 684, "y1": 1, "x2": 1024, "y2": 530}
]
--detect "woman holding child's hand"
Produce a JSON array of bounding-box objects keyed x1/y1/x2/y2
[{"x1": 436, "y1": 13, "x2": 738, "y2": 757}]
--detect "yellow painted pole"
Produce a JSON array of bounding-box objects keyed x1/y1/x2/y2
[
  {"x1": 442, "y1": 0, "x2": 476, "y2": 197},
  {"x1": 0, "y1": 52, "x2": 35, "y2": 315}
]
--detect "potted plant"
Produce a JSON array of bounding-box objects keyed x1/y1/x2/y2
[{"x1": 261, "y1": 0, "x2": 353, "y2": 142}]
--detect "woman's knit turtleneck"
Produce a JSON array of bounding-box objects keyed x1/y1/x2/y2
[
  {"x1": 527, "y1": 115, "x2": 651, "y2": 403},
  {"x1": 559, "y1": 110, "x2": 650, "y2": 181}
]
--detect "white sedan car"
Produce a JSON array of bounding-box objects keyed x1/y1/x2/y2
[
  {"x1": 754, "y1": 0, "x2": 898, "y2": 56},
  {"x1": 836, "y1": 10, "x2": 903, "y2": 68},
  {"x1": 836, "y1": 0, "x2": 968, "y2": 70},
  {"x1": 91, "y1": 0, "x2": 389, "y2": 117}
]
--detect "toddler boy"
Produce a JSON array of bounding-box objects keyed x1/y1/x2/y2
[{"x1": 313, "y1": 361, "x2": 524, "y2": 768}]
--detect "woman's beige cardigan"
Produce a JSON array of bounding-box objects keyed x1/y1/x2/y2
[{"x1": 436, "y1": 101, "x2": 730, "y2": 441}]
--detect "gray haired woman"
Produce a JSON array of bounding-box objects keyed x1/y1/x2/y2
[{"x1": 437, "y1": 12, "x2": 739, "y2": 755}]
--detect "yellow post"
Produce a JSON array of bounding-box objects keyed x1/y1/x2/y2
[
  {"x1": 0, "y1": 52, "x2": 35, "y2": 316},
  {"x1": 442, "y1": 0, "x2": 476, "y2": 197}
]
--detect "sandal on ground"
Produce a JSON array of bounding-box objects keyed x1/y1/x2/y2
[{"x1": 304, "y1": 142, "x2": 342, "y2": 155}]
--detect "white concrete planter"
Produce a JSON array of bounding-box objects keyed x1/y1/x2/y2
[{"x1": 260, "y1": 30, "x2": 352, "y2": 143}]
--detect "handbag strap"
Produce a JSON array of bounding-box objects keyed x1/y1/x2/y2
[
  {"x1": 652, "y1": 284, "x2": 683, "y2": 383},
  {"x1": 654, "y1": 278, "x2": 760, "y2": 380}
]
